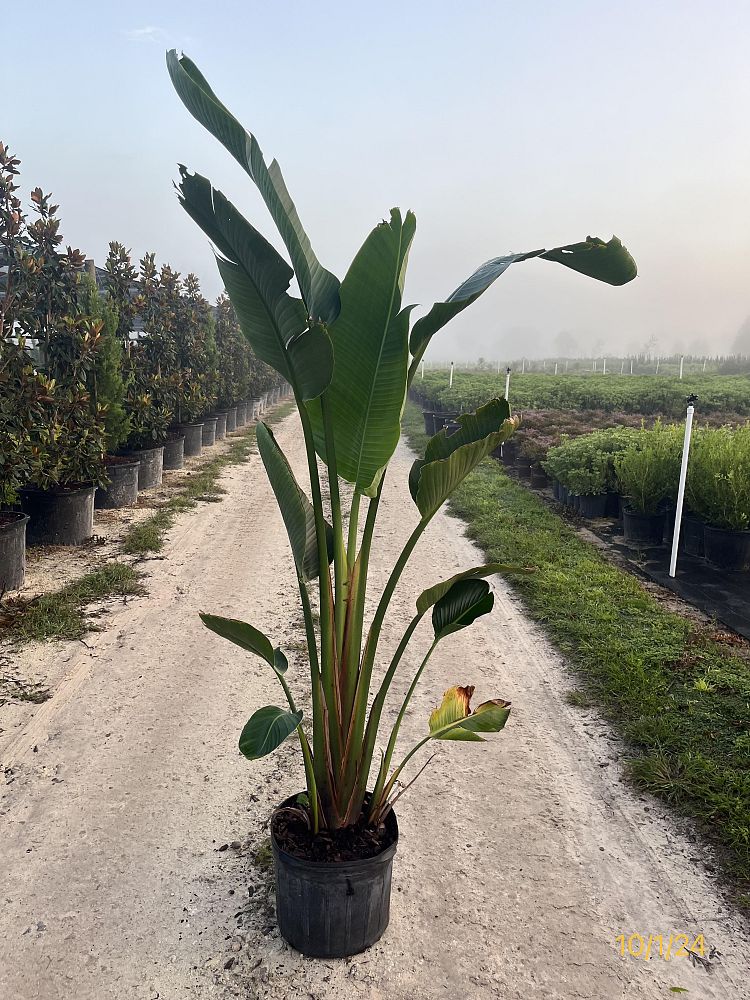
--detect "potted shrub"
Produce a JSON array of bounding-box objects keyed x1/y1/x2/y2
[
  {"x1": 108, "y1": 248, "x2": 174, "y2": 480},
  {"x1": 614, "y1": 424, "x2": 681, "y2": 546},
  {"x1": 168, "y1": 49, "x2": 636, "y2": 957},
  {"x1": 13, "y1": 188, "x2": 108, "y2": 544},
  {"x1": 0, "y1": 336, "x2": 52, "y2": 587},
  {"x1": 687, "y1": 426, "x2": 750, "y2": 571}
]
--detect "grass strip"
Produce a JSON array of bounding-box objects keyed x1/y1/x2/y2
[
  {"x1": 122, "y1": 402, "x2": 295, "y2": 556},
  {"x1": 403, "y1": 400, "x2": 750, "y2": 894},
  {"x1": 6, "y1": 562, "x2": 145, "y2": 643}
]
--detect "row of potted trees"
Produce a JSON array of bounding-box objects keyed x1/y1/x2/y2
[
  {"x1": 539, "y1": 423, "x2": 750, "y2": 571},
  {"x1": 0, "y1": 141, "x2": 283, "y2": 591}
]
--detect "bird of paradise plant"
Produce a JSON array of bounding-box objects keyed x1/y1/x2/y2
[{"x1": 167, "y1": 50, "x2": 637, "y2": 835}]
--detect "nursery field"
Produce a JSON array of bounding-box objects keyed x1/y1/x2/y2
[
  {"x1": 402, "y1": 401, "x2": 750, "y2": 891},
  {"x1": 414, "y1": 370, "x2": 750, "y2": 417},
  {"x1": 1, "y1": 408, "x2": 748, "y2": 1000}
]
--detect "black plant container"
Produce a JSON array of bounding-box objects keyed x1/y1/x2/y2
[
  {"x1": 21, "y1": 485, "x2": 95, "y2": 546},
  {"x1": 179, "y1": 423, "x2": 204, "y2": 458},
  {"x1": 422, "y1": 410, "x2": 436, "y2": 435},
  {"x1": 605, "y1": 491, "x2": 621, "y2": 518},
  {"x1": 577, "y1": 493, "x2": 608, "y2": 518},
  {"x1": 704, "y1": 525, "x2": 750, "y2": 572},
  {"x1": 515, "y1": 460, "x2": 532, "y2": 479},
  {"x1": 235, "y1": 402, "x2": 248, "y2": 427},
  {"x1": 201, "y1": 416, "x2": 218, "y2": 447},
  {"x1": 272, "y1": 798, "x2": 398, "y2": 958},
  {"x1": 95, "y1": 457, "x2": 140, "y2": 509},
  {"x1": 225, "y1": 407, "x2": 238, "y2": 433},
  {"x1": 0, "y1": 512, "x2": 29, "y2": 590},
  {"x1": 622, "y1": 507, "x2": 666, "y2": 547},
  {"x1": 125, "y1": 445, "x2": 164, "y2": 490},
  {"x1": 214, "y1": 411, "x2": 228, "y2": 440},
  {"x1": 530, "y1": 467, "x2": 549, "y2": 490},
  {"x1": 163, "y1": 434, "x2": 185, "y2": 471},
  {"x1": 552, "y1": 479, "x2": 561, "y2": 500},
  {"x1": 682, "y1": 515, "x2": 705, "y2": 558}
]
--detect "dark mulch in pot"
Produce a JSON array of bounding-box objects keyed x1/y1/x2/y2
[{"x1": 272, "y1": 806, "x2": 395, "y2": 863}]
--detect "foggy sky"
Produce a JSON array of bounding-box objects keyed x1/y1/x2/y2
[{"x1": 4, "y1": 1, "x2": 749, "y2": 360}]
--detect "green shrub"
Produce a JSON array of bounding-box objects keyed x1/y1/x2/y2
[
  {"x1": 687, "y1": 426, "x2": 750, "y2": 531},
  {"x1": 614, "y1": 423, "x2": 682, "y2": 514}
]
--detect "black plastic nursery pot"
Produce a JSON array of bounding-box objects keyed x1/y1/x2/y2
[
  {"x1": 552, "y1": 479, "x2": 561, "y2": 500},
  {"x1": 560, "y1": 485, "x2": 569, "y2": 505},
  {"x1": 179, "y1": 423, "x2": 204, "y2": 458},
  {"x1": 605, "y1": 492, "x2": 621, "y2": 518},
  {"x1": 21, "y1": 484, "x2": 95, "y2": 546},
  {"x1": 163, "y1": 434, "x2": 185, "y2": 471},
  {"x1": 576, "y1": 493, "x2": 608, "y2": 518},
  {"x1": 422, "y1": 410, "x2": 436, "y2": 435},
  {"x1": 515, "y1": 460, "x2": 532, "y2": 479},
  {"x1": 249, "y1": 397, "x2": 261, "y2": 421},
  {"x1": 201, "y1": 416, "x2": 218, "y2": 447},
  {"x1": 622, "y1": 507, "x2": 666, "y2": 547},
  {"x1": 704, "y1": 525, "x2": 750, "y2": 572},
  {"x1": 530, "y1": 467, "x2": 549, "y2": 490},
  {"x1": 125, "y1": 445, "x2": 164, "y2": 490},
  {"x1": 0, "y1": 512, "x2": 29, "y2": 591},
  {"x1": 214, "y1": 411, "x2": 228, "y2": 441},
  {"x1": 235, "y1": 401, "x2": 248, "y2": 427},
  {"x1": 682, "y1": 515, "x2": 705, "y2": 558},
  {"x1": 95, "y1": 456, "x2": 140, "y2": 509},
  {"x1": 433, "y1": 412, "x2": 459, "y2": 433},
  {"x1": 225, "y1": 407, "x2": 238, "y2": 433},
  {"x1": 272, "y1": 797, "x2": 399, "y2": 958}
]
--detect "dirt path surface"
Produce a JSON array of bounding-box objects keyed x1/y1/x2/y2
[{"x1": 1, "y1": 411, "x2": 748, "y2": 1000}]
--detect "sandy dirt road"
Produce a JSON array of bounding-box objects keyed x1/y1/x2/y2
[{"x1": 1, "y1": 410, "x2": 748, "y2": 1000}]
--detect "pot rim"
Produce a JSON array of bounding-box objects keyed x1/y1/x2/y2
[
  {"x1": 704, "y1": 524, "x2": 750, "y2": 537},
  {"x1": 119, "y1": 444, "x2": 165, "y2": 457},
  {"x1": 103, "y1": 455, "x2": 141, "y2": 469},
  {"x1": 176, "y1": 422, "x2": 205, "y2": 430},
  {"x1": 20, "y1": 483, "x2": 95, "y2": 497},
  {"x1": 0, "y1": 510, "x2": 30, "y2": 529},
  {"x1": 201, "y1": 415, "x2": 219, "y2": 424},
  {"x1": 271, "y1": 794, "x2": 398, "y2": 873}
]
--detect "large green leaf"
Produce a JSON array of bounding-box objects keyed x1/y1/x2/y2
[
  {"x1": 409, "y1": 236, "x2": 636, "y2": 362},
  {"x1": 431, "y1": 579, "x2": 494, "y2": 639},
  {"x1": 409, "y1": 399, "x2": 518, "y2": 518},
  {"x1": 256, "y1": 421, "x2": 333, "y2": 580},
  {"x1": 239, "y1": 705, "x2": 303, "y2": 759},
  {"x1": 199, "y1": 613, "x2": 287, "y2": 677},
  {"x1": 417, "y1": 563, "x2": 523, "y2": 615},
  {"x1": 308, "y1": 208, "x2": 416, "y2": 495},
  {"x1": 177, "y1": 169, "x2": 332, "y2": 401},
  {"x1": 167, "y1": 51, "x2": 340, "y2": 324},
  {"x1": 428, "y1": 685, "x2": 511, "y2": 743}
]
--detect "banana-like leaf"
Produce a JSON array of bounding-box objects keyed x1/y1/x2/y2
[
  {"x1": 177, "y1": 169, "x2": 332, "y2": 401},
  {"x1": 409, "y1": 399, "x2": 519, "y2": 518},
  {"x1": 256, "y1": 421, "x2": 333, "y2": 579},
  {"x1": 417, "y1": 563, "x2": 525, "y2": 614},
  {"x1": 167, "y1": 51, "x2": 340, "y2": 324},
  {"x1": 199, "y1": 613, "x2": 287, "y2": 677},
  {"x1": 308, "y1": 209, "x2": 416, "y2": 495},
  {"x1": 428, "y1": 685, "x2": 511, "y2": 742},
  {"x1": 432, "y1": 579, "x2": 494, "y2": 639},
  {"x1": 409, "y1": 236, "x2": 636, "y2": 361},
  {"x1": 239, "y1": 705, "x2": 303, "y2": 759}
]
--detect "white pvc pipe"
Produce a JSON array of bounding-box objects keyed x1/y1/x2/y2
[
  {"x1": 703, "y1": 358, "x2": 707, "y2": 373},
  {"x1": 504, "y1": 368, "x2": 511, "y2": 400},
  {"x1": 620, "y1": 360, "x2": 624, "y2": 374},
  {"x1": 603, "y1": 358, "x2": 607, "y2": 375},
  {"x1": 679, "y1": 356, "x2": 684, "y2": 380},
  {"x1": 554, "y1": 362, "x2": 558, "y2": 375},
  {"x1": 522, "y1": 358, "x2": 525, "y2": 374},
  {"x1": 449, "y1": 361, "x2": 454, "y2": 388},
  {"x1": 630, "y1": 359, "x2": 633, "y2": 375},
  {"x1": 420, "y1": 359, "x2": 425, "y2": 379},
  {"x1": 669, "y1": 402, "x2": 696, "y2": 577}
]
